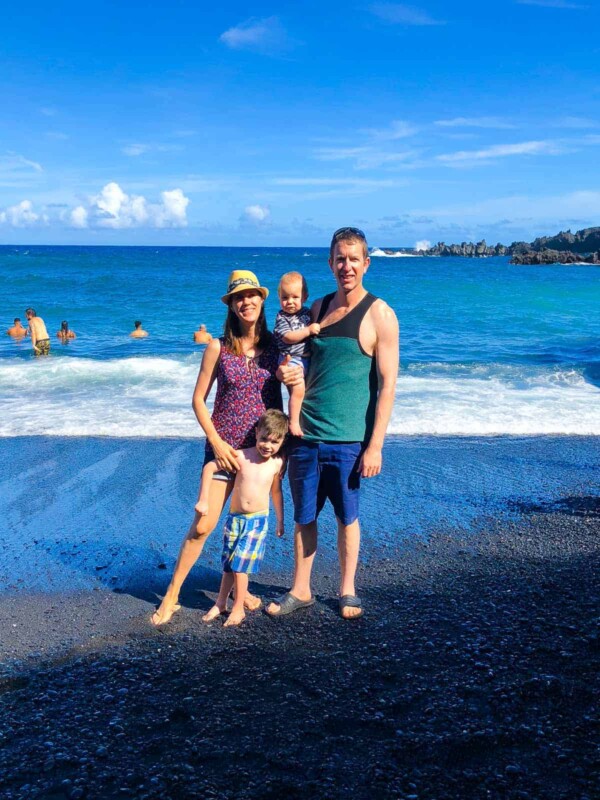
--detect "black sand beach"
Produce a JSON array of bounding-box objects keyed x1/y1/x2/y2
[{"x1": 1, "y1": 436, "x2": 599, "y2": 799}]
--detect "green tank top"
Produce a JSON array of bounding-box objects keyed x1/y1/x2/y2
[{"x1": 301, "y1": 292, "x2": 378, "y2": 443}]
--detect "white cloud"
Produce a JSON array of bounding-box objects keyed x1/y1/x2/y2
[
  {"x1": 70, "y1": 206, "x2": 88, "y2": 229},
  {"x1": 45, "y1": 131, "x2": 69, "y2": 140},
  {"x1": 271, "y1": 177, "x2": 401, "y2": 188},
  {"x1": 370, "y1": 3, "x2": 446, "y2": 25},
  {"x1": 313, "y1": 145, "x2": 419, "y2": 169},
  {"x1": 407, "y1": 190, "x2": 600, "y2": 226},
  {"x1": 0, "y1": 199, "x2": 46, "y2": 228},
  {"x1": 434, "y1": 117, "x2": 516, "y2": 129},
  {"x1": 362, "y1": 120, "x2": 419, "y2": 140},
  {"x1": 0, "y1": 154, "x2": 43, "y2": 175},
  {"x1": 1, "y1": 184, "x2": 189, "y2": 230},
  {"x1": 82, "y1": 182, "x2": 189, "y2": 229},
  {"x1": 219, "y1": 16, "x2": 291, "y2": 54},
  {"x1": 157, "y1": 189, "x2": 189, "y2": 227},
  {"x1": 516, "y1": 1, "x2": 587, "y2": 9},
  {"x1": 554, "y1": 116, "x2": 598, "y2": 129},
  {"x1": 40, "y1": 107, "x2": 57, "y2": 117},
  {"x1": 121, "y1": 142, "x2": 183, "y2": 157},
  {"x1": 437, "y1": 140, "x2": 566, "y2": 164},
  {"x1": 122, "y1": 143, "x2": 151, "y2": 157},
  {"x1": 243, "y1": 204, "x2": 270, "y2": 222}
]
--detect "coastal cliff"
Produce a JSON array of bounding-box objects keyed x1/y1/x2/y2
[
  {"x1": 511, "y1": 249, "x2": 600, "y2": 265},
  {"x1": 384, "y1": 226, "x2": 600, "y2": 264}
]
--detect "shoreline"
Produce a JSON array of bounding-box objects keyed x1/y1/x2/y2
[
  {"x1": 1, "y1": 492, "x2": 598, "y2": 799},
  {"x1": 1, "y1": 435, "x2": 598, "y2": 798}
]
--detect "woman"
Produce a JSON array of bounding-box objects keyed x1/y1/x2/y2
[
  {"x1": 57, "y1": 320, "x2": 76, "y2": 340},
  {"x1": 152, "y1": 270, "x2": 283, "y2": 625}
]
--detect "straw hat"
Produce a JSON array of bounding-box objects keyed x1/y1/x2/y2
[{"x1": 221, "y1": 270, "x2": 269, "y2": 305}]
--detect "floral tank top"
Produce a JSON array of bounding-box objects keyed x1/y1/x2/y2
[{"x1": 205, "y1": 337, "x2": 283, "y2": 460}]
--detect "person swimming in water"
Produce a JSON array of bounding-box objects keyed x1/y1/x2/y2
[
  {"x1": 130, "y1": 320, "x2": 149, "y2": 338},
  {"x1": 57, "y1": 321, "x2": 76, "y2": 341}
]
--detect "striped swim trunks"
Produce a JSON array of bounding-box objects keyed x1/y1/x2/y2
[{"x1": 222, "y1": 510, "x2": 269, "y2": 575}]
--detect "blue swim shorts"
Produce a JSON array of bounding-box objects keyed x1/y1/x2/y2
[
  {"x1": 287, "y1": 439, "x2": 362, "y2": 526},
  {"x1": 222, "y1": 510, "x2": 269, "y2": 574}
]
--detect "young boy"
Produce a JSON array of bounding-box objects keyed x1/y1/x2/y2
[
  {"x1": 274, "y1": 272, "x2": 320, "y2": 437},
  {"x1": 196, "y1": 409, "x2": 288, "y2": 627}
]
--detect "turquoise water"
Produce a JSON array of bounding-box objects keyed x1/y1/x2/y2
[{"x1": 1, "y1": 245, "x2": 599, "y2": 436}]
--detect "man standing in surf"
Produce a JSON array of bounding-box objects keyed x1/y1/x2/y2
[{"x1": 267, "y1": 227, "x2": 399, "y2": 620}]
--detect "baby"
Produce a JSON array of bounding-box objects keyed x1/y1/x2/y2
[
  {"x1": 196, "y1": 409, "x2": 288, "y2": 627},
  {"x1": 274, "y1": 271, "x2": 320, "y2": 437}
]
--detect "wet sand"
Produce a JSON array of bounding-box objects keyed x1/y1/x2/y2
[{"x1": 0, "y1": 436, "x2": 599, "y2": 799}]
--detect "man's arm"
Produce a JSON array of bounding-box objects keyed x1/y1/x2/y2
[
  {"x1": 271, "y1": 468, "x2": 284, "y2": 537},
  {"x1": 28, "y1": 320, "x2": 37, "y2": 348},
  {"x1": 359, "y1": 301, "x2": 399, "y2": 478}
]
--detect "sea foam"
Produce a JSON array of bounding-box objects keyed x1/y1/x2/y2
[
  {"x1": 1, "y1": 355, "x2": 599, "y2": 437},
  {"x1": 370, "y1": 248, "x2": 419, "y2": 258}
]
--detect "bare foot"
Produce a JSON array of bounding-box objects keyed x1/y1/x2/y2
[
  {"x1": 202, "y1": 603, "x2": 227, "y2": 623},
  {"x1": 151, "y1": 600, "x2": 181, "y2": 627},
  {"x1": 340, "y1": 605, "x2": 363, "y2": 620},
  {"x1": 289, "y1": 421, "x2": 304, "y2": 437},
  {"x1": 224, "y1": 608, "x2": 245, "y2": 627},
  {"x1": 243, "y1": 592, "x2": 262, "y2": 612}
]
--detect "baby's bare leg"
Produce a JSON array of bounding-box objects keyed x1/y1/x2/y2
[
  {"x1": 288, "y1": 378, "x2": 306, "y2": 437},
  {"x1": 224, "y1": 573, "x2": 248, "y2": 627},
  {"x1": 203, "y1": 572, "x2": 234, "y2": 622}
]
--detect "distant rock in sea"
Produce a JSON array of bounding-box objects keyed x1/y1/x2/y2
[
  {"x1": 410, "y1": 225, "x2": 600, "y2": 262},
  {"x1": 423, "y1": 240, "x2": 507, "y2": 258},
  {"x1": 528, "y1": 226, "x2": 600, "y2": 255},
  {"x1": 510, "y1": 249, "x2": 600, "y2": 265}
]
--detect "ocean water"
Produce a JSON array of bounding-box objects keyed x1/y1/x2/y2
[{"x1": 1, "y1": 244, "x2": 599, "y2": 437}]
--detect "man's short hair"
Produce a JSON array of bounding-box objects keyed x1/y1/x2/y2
[
  {"x1": 278, "y1": 271, "x2": 308, "y2": 301},
  {"x1": 256, "y1": 409, "x2": 289, "y2": 439},
  {"x1": 25, "y1": 307, "x2": 36, "y2": 317},
  {"x1": 134, "y1": 320, "x2": 142, "y2": 328},
  {"x1": 14, "y1": 318, "x2": 20, "y2": 323},
  {"x1": 329, "y1": 226, "x2": 369, "y2": 259}
]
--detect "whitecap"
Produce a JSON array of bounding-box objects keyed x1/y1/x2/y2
[{"x1": 1, "y1": 356, "x2": 599, "y2": 437}]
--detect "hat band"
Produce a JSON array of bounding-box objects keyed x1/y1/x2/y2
[{"x1": 227, "y1": 277, "x2": 260, "y2": 294}]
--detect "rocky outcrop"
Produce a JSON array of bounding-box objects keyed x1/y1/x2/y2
[
  {"x1": 397, "y1": 225, "x2": 600, "y2": 259},
  {"x1": 528, "y1": 227, "x2": 600, "y2": 254},
  {"x1": 510, "y1": 249, "x2": 600, "y2": 265},
  {"x1": 424, "y1": 240, "x2": 508, "y2": 257}
]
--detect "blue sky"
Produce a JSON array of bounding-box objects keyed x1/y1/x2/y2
[{"x1": 1, "y1": 0, "x2": 599, "y2": 246}]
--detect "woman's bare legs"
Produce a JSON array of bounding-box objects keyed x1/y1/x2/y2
[{"x1": 151, "y1": 478, "x2": 232, "y2": 626}]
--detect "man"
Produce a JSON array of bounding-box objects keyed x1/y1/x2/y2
[
  {"x1": 7, "y1": 318, "x2": 27, "y2": 337},
  {"x1": 193, "y1": 324, "x2": 212, "y2": 344},
  {"x1": 267, "y1": 226, "x2": 399, "y2": 620},
  {"x1": 130, "y1": 320, "x2": 149, "y2": 338},
  {"x1": 25, "y1": 308, "x2": 51, "y2": 355}
]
